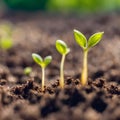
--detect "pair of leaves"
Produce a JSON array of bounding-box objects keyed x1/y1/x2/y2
[
  {"x1": 74, "y1": 29, "x2": 104, "y2": 50},
  {"x1": 32, "y1": 53, "x2": 52, "y2": 68},
  {"x1": 56, "y1": 40, "x2": 70, "y2": 55}
]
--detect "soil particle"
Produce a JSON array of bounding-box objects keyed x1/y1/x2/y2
[{"x1": 91, "y1": 96, "x2": 107, "y2": 113}]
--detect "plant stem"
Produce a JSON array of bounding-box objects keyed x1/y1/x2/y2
[
  {"x1": 81, "y1": 50, "x2": 88, "y2": 86},
  {"x1": 42, "y1": 67, "x2": 45, "y2": 91},
  {"x1": 60, "y1": 54, "x2": 66, "y2": 89}
]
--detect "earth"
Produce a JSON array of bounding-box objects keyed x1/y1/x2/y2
[{"x1": 0, "y1": 11, "x2": 120, "y2": 120}]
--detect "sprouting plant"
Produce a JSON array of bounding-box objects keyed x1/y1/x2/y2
[
  {"x1": 32, "y1": 53, "x2": 52, "y2": 91},
  {"x1": 0, "y1": 38, "x2": 13, "y2": 50},
  {"x1": 74, "y1": 29, "x2": 104, "y2": 86},
  {"x1": 24, "y1": 67, "x2": 32, "y2": 76},
  {"x1": 0, "y1": 23, "x2": 13, "y2": 50},
  {"x1": 56, "y1": 40, "x2": 70, "y2": 89}
]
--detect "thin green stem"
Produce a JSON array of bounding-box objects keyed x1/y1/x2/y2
[
  {"x1": 81, "y1": 50, "x2": 88, "y2": 86},
  {"x1": 60, "y1": 54, "x2": 66, "y2": 89},
  {"x1": 42, "y1": 67, "x2": 45, "y2": 91}
]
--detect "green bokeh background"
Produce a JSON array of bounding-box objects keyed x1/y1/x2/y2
[
  {"x1": 2, "y1": 0, "x2": 120, "y2": 13},
  {"x1": 3, "y1": 0, "x2": 47, "y2": 10}
]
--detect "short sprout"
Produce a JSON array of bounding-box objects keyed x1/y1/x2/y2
[
  {"x1": 0, "y1": 23, "x2": 13, "y2": 50},
  {"x1": 32, "y1": 53, "x2": 52, "y2": 91},
  {"x1": 24, "y1": 67, "x2": 32, "y2": 76}
]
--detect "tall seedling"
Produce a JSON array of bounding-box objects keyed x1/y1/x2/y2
[{"x1": 74, "y1": 29, "x2": 104, "y2": 86}]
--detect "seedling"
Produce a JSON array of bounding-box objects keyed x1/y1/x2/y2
[
  {"x1": 56, "y1": 40, "x2": 70, "y2": 89},
  {"x1": 32, "y1": 53, "x2": 52, "y2": 91},
  {"x1": 0, "y1": 37, "x2": 13, "y2": 50},
  {"x1": 74, "y1": 29, "x2": 104, "y2": 86},
  {"x1": 0, "y1": 23, "x2": 13, "y2": 50},
  {"x1": 24, "y1": 67, "x2": 32, "y2": 76}
]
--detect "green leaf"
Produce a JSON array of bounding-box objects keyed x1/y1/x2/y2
[
  {"x1": 66, "y1": 48, "x2": 70, "y2": 54},
  {"x1": 24, "y1": 67, "x2": 32, "y2": 75},
  {"x1": 88, "y1": 32, "x2": 104, "y2": 48},
  {"x1": 32, "y1": 53, "x2": 43, "y2": 66},
  {"x1": 44, "y1": 56, "x2": 52, "y2": 67},
  {"x1": 56, "y1": 40, "x2": 70, "y2": 55},
  {"x1": 0, "y1": 37, "x2": 13, "y2": 50},
  {"x1": 73, "y1": 29, "x2": 87, "y2": 49}
]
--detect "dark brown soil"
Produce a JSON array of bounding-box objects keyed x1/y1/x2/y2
[{"x1": 0, "y1": 12, "x2": 120, "y2": 120}]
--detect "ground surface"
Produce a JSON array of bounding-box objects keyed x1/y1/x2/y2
[{"x1": 0, "y1": 11, "x2": 120, "y2": 120}]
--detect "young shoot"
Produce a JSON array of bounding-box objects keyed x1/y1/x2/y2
[
  {"x1": 24, "y1": 67, "x2": 32, "y2": 76},
  {"x1": 32, "y1": 53, "x2": 52, "y2": 91},
  {"x1": 74, "y1": 29, "x2": 104, "y2": 86},
  {"x1": 0, "y1": 23, "x2": 13, "y2": 50},
  {"x1": 56, "y1": 40, "x2": 70, "y2": 89}
]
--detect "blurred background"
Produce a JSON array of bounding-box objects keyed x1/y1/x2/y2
[
  {"x1": 0, "y1": 0, "x2": 120, "y2": 83},
  {"x1": 0, "y1": 0, "x2": 120, "y2": 14}
]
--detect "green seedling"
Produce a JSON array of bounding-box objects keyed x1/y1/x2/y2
[
  {"x1": 24, "y1": 67, "x2": 32, "y2": 76},
  {"x1": 32, "y1": 53, "x2": 52, "y2": 91},
  {"x1": 74, "y1": 29, "x2": 104, "y2": 86},
  {"x1": 0, "y1": 37, "x2": 13, "y2": 50},
  {"x1": 56, "y1": 40, "x2": 70, "y2": 89},
  {"x1": 0, "y1": 23, "x2": 13, "y2": 50}
]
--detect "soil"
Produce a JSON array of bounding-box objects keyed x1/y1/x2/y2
[{"x1": 0, "y1": 11, "x2": 120, "y2": 120}]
